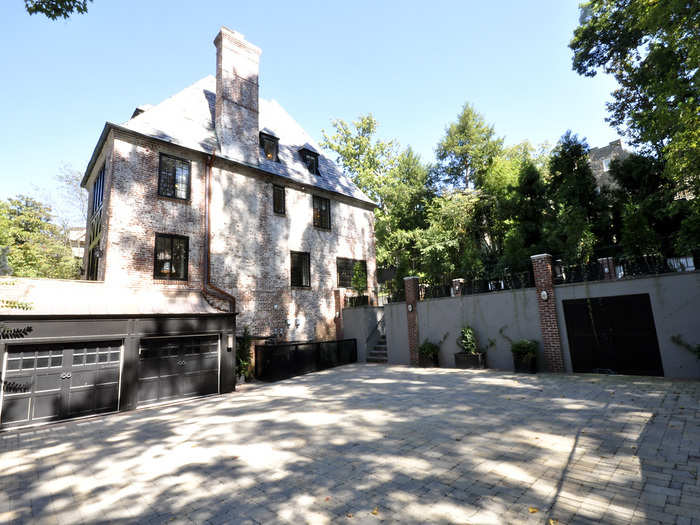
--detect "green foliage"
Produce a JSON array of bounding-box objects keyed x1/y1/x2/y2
[
  {"x1": 510, "y1": 339, "x2": 539, "y2": 358},
  {"x1": 0, "y1": 196, "x2": 80, "y2": 279},
  {"x1": 321, "y1": 114, "x2": 398, "y2": 204},
  {"x1": 457, "y1": 326, "x2": 482, "y2": 355},
  {"x1": 544, "y1": 132, "x2": 606, "y2": 262},
  {"x1": 435, "y1": 103, "x2": 504, "y2": 189},
  {"x1": 236, "y1": 326, "x2": 253, "y2": 380},
  {"x1": 350, "y1": 262, "x2": 368, "y2": 293},
  {"x1": 24, "y1": 0, "x2": 92, "y2": 19},
  {"x1": 418, "y1": 340, "x2": 440, "y2": 359},
  {"x1": 571, "y1": 0, "x2": 700, "y2": 247}
]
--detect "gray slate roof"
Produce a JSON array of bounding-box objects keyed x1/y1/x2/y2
[{"x1": 121, "y1": 76, "x2": 374, "y2": 205}]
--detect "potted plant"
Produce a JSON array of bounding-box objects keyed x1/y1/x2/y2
[
  {"x1": 418, "y1": 340, "x2": 440, "y2": 367},
  {"x1": 511, "y1": 339, "x2": 538, "y2": 373},
  {"x1": 454, "y1": 325, "x2": 486, "y2": 369}
]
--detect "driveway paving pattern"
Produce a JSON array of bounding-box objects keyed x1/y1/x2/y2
[{"x1": 1, "y1": 364, "x2": 699, "y2": 524}]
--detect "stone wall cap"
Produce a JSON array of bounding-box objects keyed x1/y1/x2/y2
[
  {"x1": 530, "y1": 254, "x2": 552, "y2": 260},
  {"x1": 403, "y1": 276, "x2": 420, "y2": 281}
]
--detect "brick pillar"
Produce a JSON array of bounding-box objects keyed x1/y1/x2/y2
[
  {"x1": 598, "y1": 257, "x2": 615, "y2": 280},
  {"x1": 334, "y1": 289, "x2": 343, "y2": 340},
  {"x1": 404, "y1": 276, "x2": 420, "y2": 366},
  {"x1": 530, "y1": 254, "x2": 565, "y2": 373}
]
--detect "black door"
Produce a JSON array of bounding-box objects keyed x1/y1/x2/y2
[
  {"x1": 563, "y1": 293, "x2": 664, "y2": 376},
  {"x1": 137, "y1": 336, "x2": 219, "y2": 406},
  {"x1": 1, "y1": 341, "x2": 122, "y2": 428}
]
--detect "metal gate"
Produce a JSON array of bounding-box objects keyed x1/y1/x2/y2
[
  {"x1": 563, "y1": 293, "x2": 664, "y2": 376},
  {"x1": 137, "y1": 335, "x2": 219, "y2": 406},
  {"x1": 1, "y1": 340, "x2": 122, "y2": 428}
]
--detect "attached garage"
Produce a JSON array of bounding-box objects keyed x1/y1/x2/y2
[
  {"x1": 1, "y1": 280, "x2": 236, "y2": 430},
  {"x1": 137, "y1": 335, "x2": 219, "y2": 406},
  {"x1": 1, "y1": 340, "x2": 122, "y2": 428}
]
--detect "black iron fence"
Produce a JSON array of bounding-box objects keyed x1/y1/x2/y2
[
  {"x1": 254, "y1": 339, "x2": 357, "y2": 382},
  {"x1": 343, "y1": 294, "x2": 369, "y2": 307},
  {"x1": 554, "y1": 252, "x2": 697, "y2": 284}
]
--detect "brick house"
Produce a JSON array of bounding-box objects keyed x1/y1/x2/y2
[{"x1": 80, "y1": 27, "x2": 377, "y2": 341}]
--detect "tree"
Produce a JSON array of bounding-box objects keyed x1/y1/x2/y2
[
  {"x1": 501, "y1": 161, "x2": 547, "y2": 270},
  {"x1": 321, "y1": 114, "x2": 398, "y2": 204},
  {"x1": 0, "y1": 196, "x2": 80, "y2": 279},
  {"x1": 608, "y1": 154, "x2": 684, "y2": 255},
  {"x1": 434, "y1": 103, "x2": 504, "y2": 190},
  {"x1": 545, "y1": 132, "x2": 607, "y2": 262},
  {"x1": 374, "y1": 148, "x2": 435, "y2": 277},
  {"x1": 24, "y1": 0, "x2": 92, "y2": 19},
  {"x1": 350, "y1": 262, "x2": 368, "y2": 294},
  {"x1": 570, "y1": 0, "x2": 700, "y2": 247}
]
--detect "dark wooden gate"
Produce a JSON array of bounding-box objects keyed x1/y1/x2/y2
[{"x1": 563, "y1": 293, "x2": 664, "y2": 376}]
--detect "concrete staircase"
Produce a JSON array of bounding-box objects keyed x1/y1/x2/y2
[{"x1": 367, "y1": 334, "x2": 388, "y2": 363}]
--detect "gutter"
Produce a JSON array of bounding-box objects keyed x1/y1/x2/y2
[{"x1": 201, "y1": 150, "x2": 237, "y2": 314}]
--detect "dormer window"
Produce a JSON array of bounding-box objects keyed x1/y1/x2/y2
[
  {"x1": 299, "y1": 148, "x2": 319, "y2": 175},
  {"x1": 259, "y1": 132, "x2": 279, "y2": 162}
]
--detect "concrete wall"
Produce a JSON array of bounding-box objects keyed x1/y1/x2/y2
[
  {"x1": 416, "y1": 288, "x2": 544, "y2": 371},
  {"x1": 384, "y1": 302, "x2": 409, "y2": 365},
  {"x1": 555, "y1": 272, "x2": 700, "y2": 379},
  {"x1": 342, "y1": 306, "x2": 383, "y2": 362}
]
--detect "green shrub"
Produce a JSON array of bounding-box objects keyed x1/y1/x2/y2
[
  {"x1": 457, "y1": 326, "x2": 481, "y2": 355},
  {"x1": 510, "y1": 339, "x2": 538, "y2": 357},
  {"x1": 236, "y1": 326, "x2": 253, "y2": 379},
  {"x1": 418, "y1": 340, "x2": 440, "y2": 359}
]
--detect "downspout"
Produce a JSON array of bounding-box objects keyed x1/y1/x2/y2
[
  {"x1": 202, "y1": 151, "x2": 236, "y2": 309},
  {"x1": 202, "y1": 152, "x2": 238, "y2": 387}
]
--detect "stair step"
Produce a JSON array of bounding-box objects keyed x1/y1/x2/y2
[
  {"x1": 374, "y1": 344, "x2": 387, "y2": 350},
  {"x1": 367, "y1": 357, "x2": 388, "y2": 363}
]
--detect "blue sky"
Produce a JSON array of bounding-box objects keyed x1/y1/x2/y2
[{"x1": 0, "y1": 0, "x2": 621, "y2": 213}]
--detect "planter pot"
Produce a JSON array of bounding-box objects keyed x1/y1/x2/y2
[
  {"x1": 513, "y1": 354, "x2": 537, "y2": 373},
  {"x1": 418, "y1": 354, "x2": 439, "y2": 367},
  {"x1": 454, "y1": 352, "x2": 485, "y2": 369}
]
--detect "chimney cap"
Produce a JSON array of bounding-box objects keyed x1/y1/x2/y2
[{"x1": 214, "y1": 26, "x2": 262, "y2": 56}]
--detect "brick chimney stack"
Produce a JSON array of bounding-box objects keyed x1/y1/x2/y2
[{"x1": 214, "y1": 27, "x2": 261, "y2": 164}]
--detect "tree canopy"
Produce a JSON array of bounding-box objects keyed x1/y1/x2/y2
[{"x1": 24, "y1": 0, "x2": 92, "y2": 19}]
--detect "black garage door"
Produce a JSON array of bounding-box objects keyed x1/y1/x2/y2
[
  {"x1": 1, "y1": 340, "x2": 122, "y2": 428},
  {"x1": 137, "y1": 335, "x2": 219, "y2": 406},
  {"x1": 563, "y1": 293, "x2": 664, "y2": 376}
]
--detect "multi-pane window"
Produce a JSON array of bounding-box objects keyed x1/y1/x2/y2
[
  {"x1": 91, "y1": 164, "x2": 105, "y2": 214},
  {"x1": 299, "y1": 148, "x2": 319, "y2": 174},
  {"x1": 337, "y1": 258, "x2": 367, "y2": 289},
  {"x1": 158, "y1": 154, "x2": 190, "y2": 200},
  {"x1": 290, "y1": 251, "x2": 310, "y2": 288},
  {"x1": 154, "y1": 234, "x2": 188, "y2": 281},
  {"x1": 313, "y1": 196, "x2": 331, "y2": 229},
  {"x1": 273, "y1": 185, "x2": 285, "y2": 215},
  {"x1": 260, "y1": 132, "x2": 279, "y2": 162}
]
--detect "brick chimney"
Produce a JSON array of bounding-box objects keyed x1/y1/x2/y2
[{"x1": 214, "y1": 27, "x2": 261, "y2": 164}]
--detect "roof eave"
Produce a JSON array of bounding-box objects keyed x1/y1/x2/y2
[
  {"x1": 81, "y1": 123, "x2": 112, "y2": 188},
  {"x1": 98, "y1": 122, "x2": 378, "y2": 209}
]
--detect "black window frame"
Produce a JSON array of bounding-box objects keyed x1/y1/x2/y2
[
  {"x1": 259, "y1": 132, "x2": 280, "y2": 162},
  {"x1": 336, "y1": 258, "x2": 367, "y2": 289},
  {"x1": 153, "y1": 233, "x2": 189, "y2": 281},
  {"x1": 299, "y1": 148, "x2": 320, "y2": 175},
  {"x1": 91, "y1": 163, "x2": 105, "y2": 215},
  {"x1": 158, "y1": 153, "x2": 191, "y2": 201},
  {"x1": 290, "y1": 251, "x2": 311, "y2": 288},
  {"x1": 313, "y1": 196, "x2": 331, "y2": 230},
  {"x1": 273, "y1": 185, "x2": 286, "y2": 215}
]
